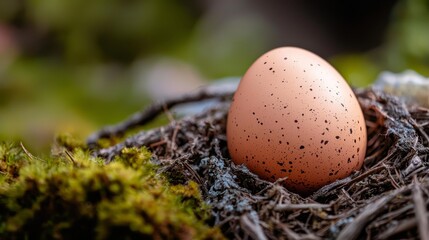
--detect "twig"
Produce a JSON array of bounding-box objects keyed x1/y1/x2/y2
[
  {"x1": 340, "y1": 165, "x2": 386, "y2": 189},
  {"x1": 95, "y1": 125, "x2": 175, "y2": 161},
  {"x1": 20, "y1": 142, "x2": 36, "y2": 161},
  {"x1": 411, "y1": 118, "x2": 429, "y2": 144},
  {"x1": 364, "y1": 146, "x2": 387, "y2": 166},
  {"x1": 170, "y1": 124, "x2": 180, "y2": 151},
  {"x1": 412, "y1": 176, "x2": 429, "y2": 240},
  {"x1": 64, "y1": 150, "x2": 77, "y2": 166},
  {"x1": 277, "y1": 221, "x2": 320, "y2": 240},
  {"x1": 382, "y1": 163, "x2": 401, "y2": 189},
  {"x1": 162, "y1": 104, "x2": 175, "y2": 123},
  {"x1": 403, "y1": 155, "x2": 425, "y2": 178},
  {"x1": 149, "y1": 140, "x2": 167, "y2": 148},
  {"x1": 377, "y1": 217, "x2": 418, "y2": 239},
  {"x1": 311, "y1": 177, "x2": 352, "y2": 199},
  {"x1": 337, "y1": 186, "x2": 410, "y2": 240},
  {"x1": 240, "y1": 213, "x2": 267, "y2": 240},
  {"x1": 274, "y1": 203, "x2": 331, "y2": 211},
  {"x1": 87, "y1": 85, "x2": 235, "y2": 148},
  {"x1": 183, "y1": 161, "x2": 204, "y2": 186},
  {"x1": 341, "y1": 188, "x2": 356, "y2": 204}
]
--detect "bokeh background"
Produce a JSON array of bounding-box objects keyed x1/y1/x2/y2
[{"x1": 0, "y1": 0, "x2": 428, "y2": 153}]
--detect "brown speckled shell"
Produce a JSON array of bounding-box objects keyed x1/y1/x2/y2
[{"x1": 227, "y1": 47, "x2": 367, "y2": 195}]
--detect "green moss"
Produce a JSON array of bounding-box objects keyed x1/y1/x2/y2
[
  {"x1": 0, "y1": 142, "x2": 224, "y2": 239},
  {"x1": 0, "y1": 142, "x2": 30, "y2": 183},
  {"x1": 55, "y1": 133, "x2": 88, "y2": 151}
]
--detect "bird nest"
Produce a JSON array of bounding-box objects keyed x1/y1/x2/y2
[{"x1": 88, "y1": 86, "x2": 429, "y2": 240}]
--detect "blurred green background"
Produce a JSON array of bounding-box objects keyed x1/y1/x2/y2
[{"x1": 0, "y1": 0, "x2": 428, "y2": 154}]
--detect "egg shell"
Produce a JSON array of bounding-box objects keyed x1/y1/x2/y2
[{"x1": 227, "y1": 47, "x2": 367, "y2": 194}]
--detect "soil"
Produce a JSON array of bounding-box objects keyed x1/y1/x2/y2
[{"x1": 88, "y1": 87, "x2": 429, "y2": 240}]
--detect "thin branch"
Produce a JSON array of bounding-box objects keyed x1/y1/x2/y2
[
  {"x1": 340, "y1": 165, "x2": 386, "y2": 189},
  {"x1": 377, "y1": 217, "x2": 417, "y2": 240},
  {"x1": 337, "y1": 186, "x2": 410, "y2": 240},
  {"x1": 412, "y1": 176, "x2": 429, "y2": 240},
  {"x1": 64, "y1": 150, "x2": 77, "y2": 166},
  {"x1": 240, "y1": 213, "x2": 267, "y2": 240},
  {"x1": 87, "y1": 84, "x2": 235, "y2": 148},
  {"x1": 274, "y1": 203, "x2": 331, "y2": 211},
  {"x1": 20, "y1": 142, "x2": 36, "y2": 161}
]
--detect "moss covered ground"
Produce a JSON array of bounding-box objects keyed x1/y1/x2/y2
[{"x1": 0, "y1": 136, "x2": 224, "y2": 239}]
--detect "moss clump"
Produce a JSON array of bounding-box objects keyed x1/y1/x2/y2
[
  {"x1": 0, "y1": 142, "x2": 31, "y2": 183},
  {"x1": 0, "y1": 142, "x2": 224, "y2": 239},
  {"x1": 54, "y1": 133, "x2": 89, "y2": 151}
]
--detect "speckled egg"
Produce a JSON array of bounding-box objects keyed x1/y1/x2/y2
[{"x1": 227, "y1": 47, "x2": 367, "y2": 195}]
